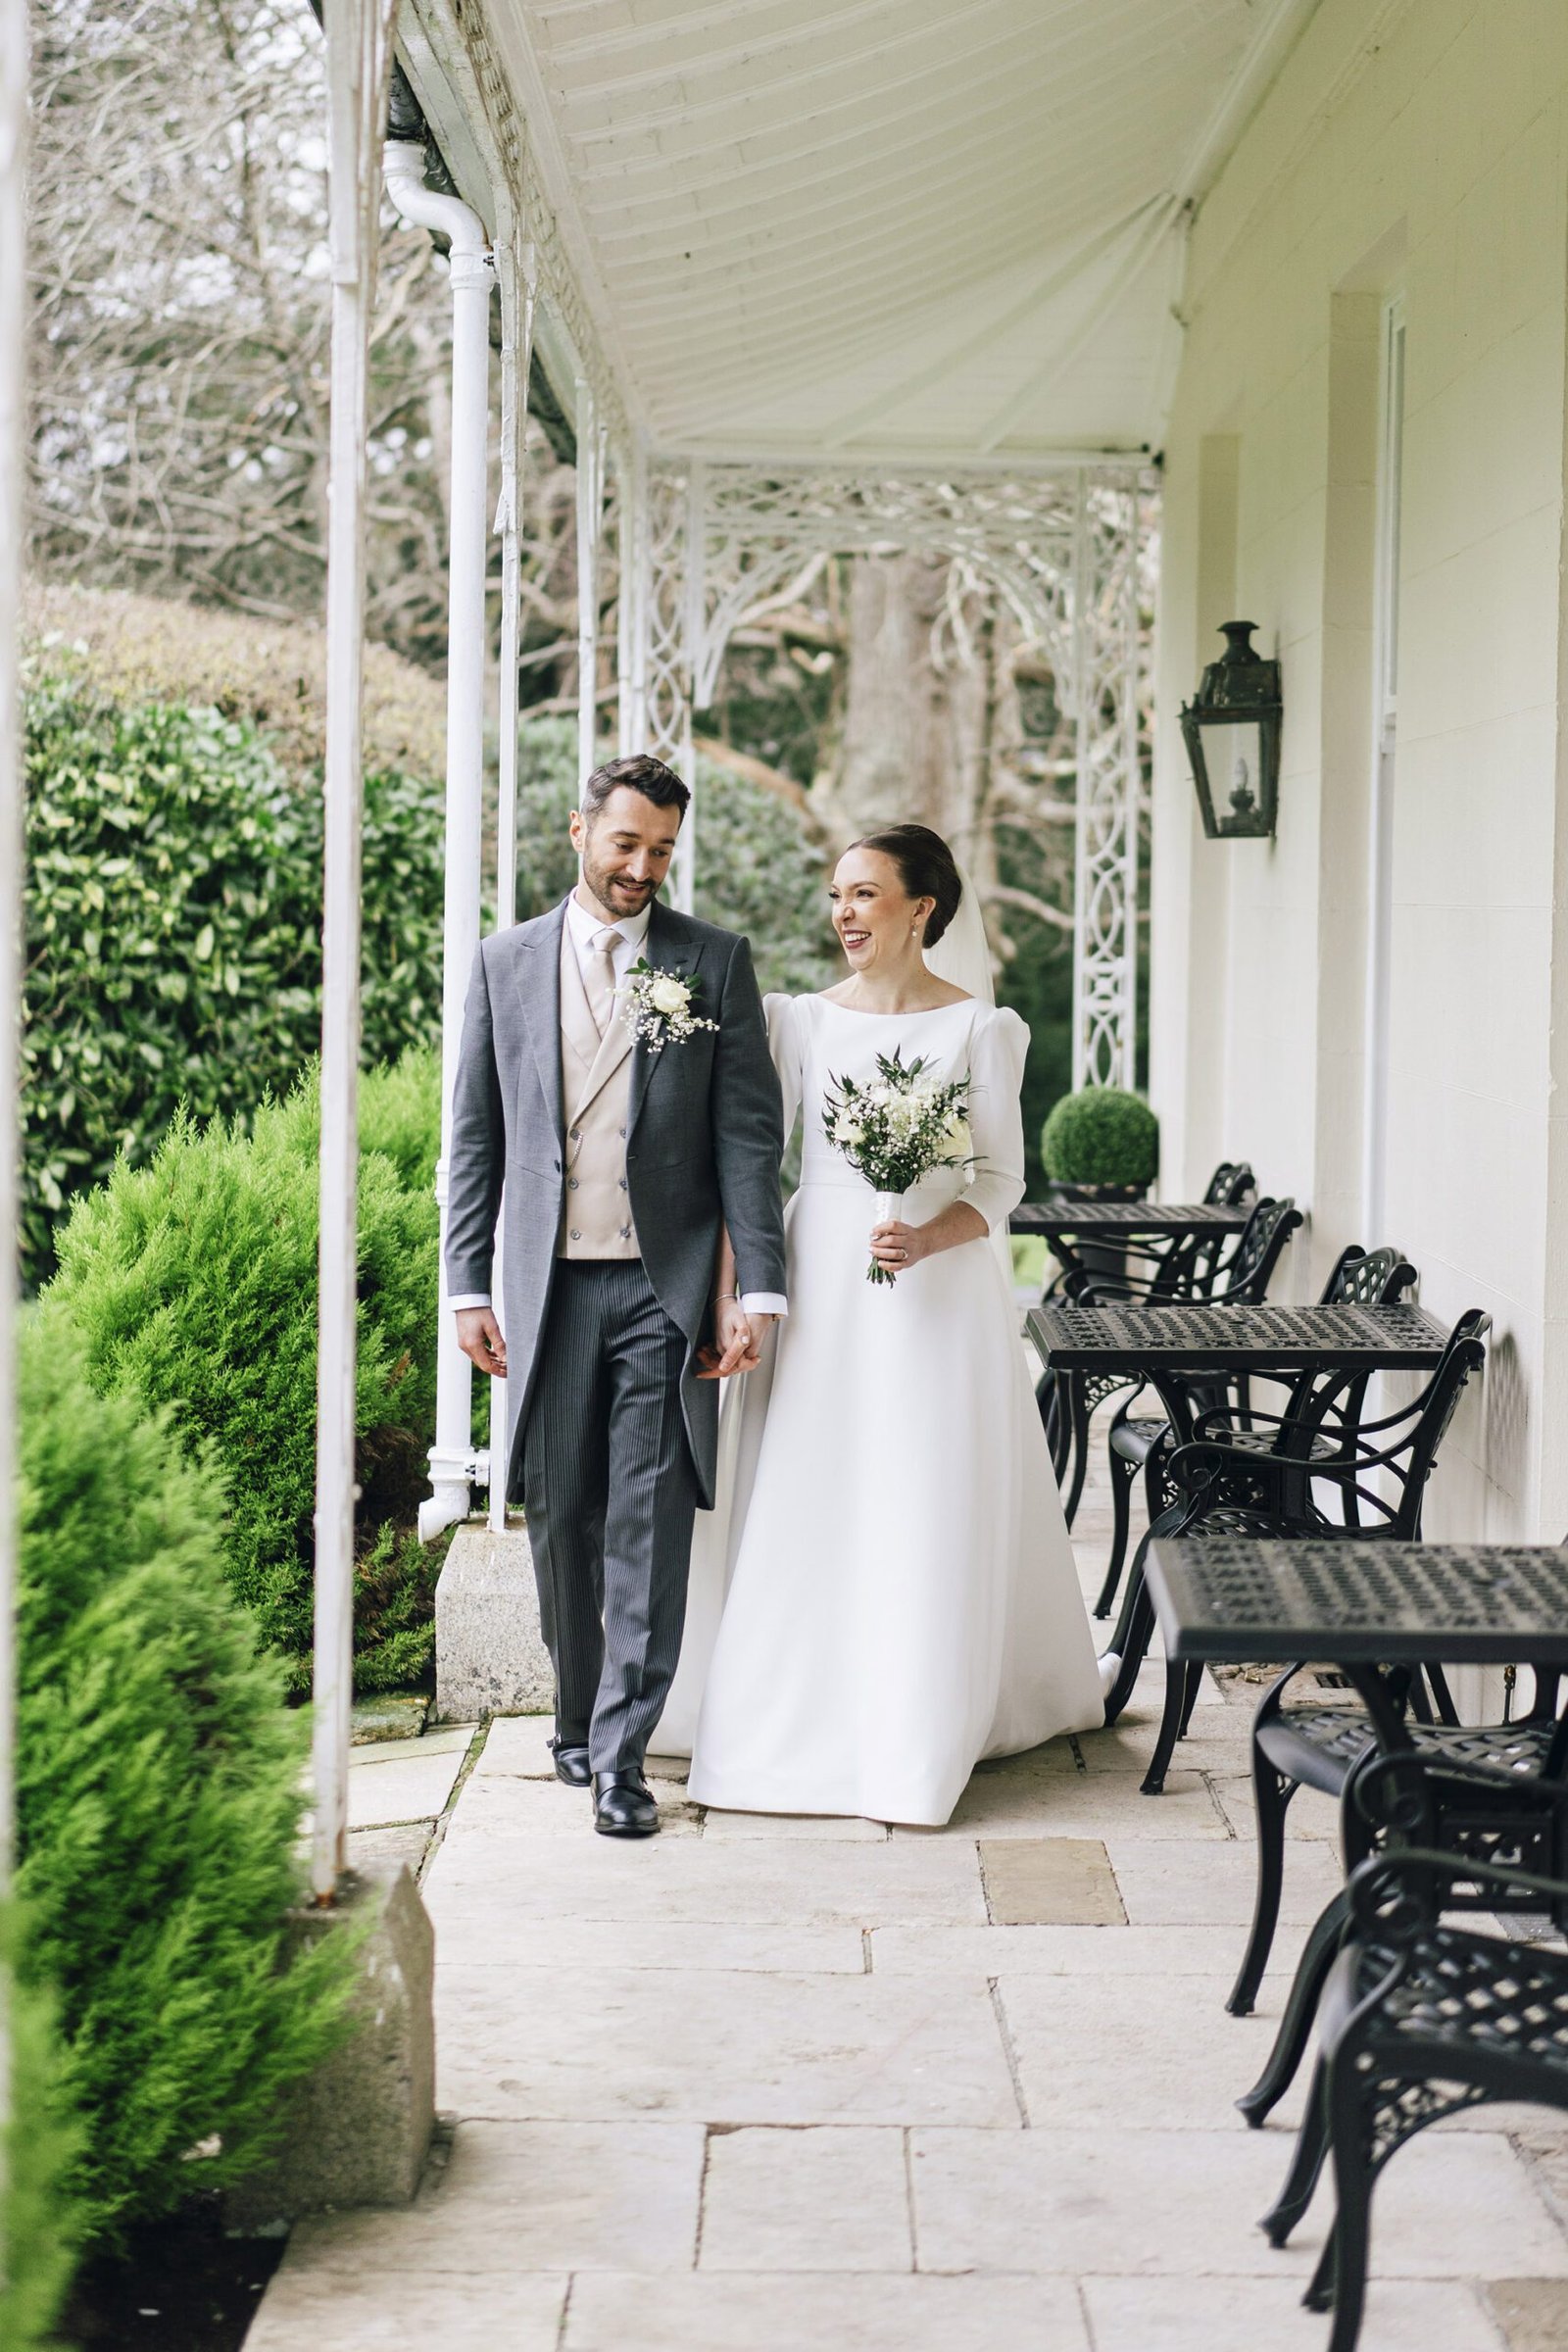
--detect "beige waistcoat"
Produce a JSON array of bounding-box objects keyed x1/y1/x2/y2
[{"x1": 557, "y1": 922, "x2": 640, "y2": 1260}]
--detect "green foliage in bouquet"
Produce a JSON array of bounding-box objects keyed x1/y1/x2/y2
[
  {"x1": 21, "y1": 681, "x2": 445, "y2": 1285},
  {"x1": 1040, "y1": 1084, "x2": 1159, "y2": 1190},
  {"x1": 14, "y1": 1310, "x2": 354, "y2": 2245},
  {"x1": 44, "y1": 1055, "x2": 441, "y2": 1689},
  {"x1": 0, "y1": 1902, "x2": 81, "y2": 2347}
]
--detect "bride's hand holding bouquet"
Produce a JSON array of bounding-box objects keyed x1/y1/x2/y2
[{"x1": 823, "y1": 1046, "x2": 976, "y2": 1285}]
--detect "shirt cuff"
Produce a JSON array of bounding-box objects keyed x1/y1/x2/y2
[
  {"x1": 449, "y1": 1294, "x2": 492, "y2": 1311},
  {"x1": 740, "y1": 1293, "x2": 788, "y2": 1316}
]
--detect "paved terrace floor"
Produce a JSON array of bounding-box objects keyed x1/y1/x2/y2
[{"x1": 248, "y1": 1444, "x2": 1568, "y2": 2352}]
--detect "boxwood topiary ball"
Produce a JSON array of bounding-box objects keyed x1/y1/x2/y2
[{"x1": 1040, "y1": 1086, "x2": 1159, "y2": 1189}]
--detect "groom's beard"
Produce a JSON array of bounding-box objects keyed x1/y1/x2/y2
[{"x1": 580, "y1": 858, "x2": 661, "y2": 922}]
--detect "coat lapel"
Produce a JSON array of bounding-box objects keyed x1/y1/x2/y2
[
  {"x1": 626, "y1": 900, "x2": 698, "y2": 1139},
  {"x1": 515, "y1": 900, "x2": 566, "y2": 1142}
]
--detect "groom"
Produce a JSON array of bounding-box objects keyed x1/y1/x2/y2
[{"x1": 444, "y1": 754, "x2": 788, "y2": 1838}]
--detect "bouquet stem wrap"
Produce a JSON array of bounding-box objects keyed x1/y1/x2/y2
[{"x1": 869, "y1": 1192, "x2": 904, "y2": 1288}]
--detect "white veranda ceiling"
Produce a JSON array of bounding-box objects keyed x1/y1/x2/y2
[{"x1": 479, "y1": 0, "x2": 1319, "y2": 466}]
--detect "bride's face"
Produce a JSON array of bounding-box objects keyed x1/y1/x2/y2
[{"x1": 829, "y1": 849, "x2": 934, "y2": 972}]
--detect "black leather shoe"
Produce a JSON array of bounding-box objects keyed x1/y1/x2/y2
[
  {"x1": 550, "y1": 1737, "x2": 591, "y2": 1788},
  {"x1": 593, "y1": 1769, "x2": 660, "y2": 1838}
]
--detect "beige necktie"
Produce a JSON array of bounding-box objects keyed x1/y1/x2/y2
[{"x1": 585, "y1": 927, "x2": 620, "y2": 1036}]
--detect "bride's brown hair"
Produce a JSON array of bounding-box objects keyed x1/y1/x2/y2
[{"x1": 849, "y1": 823, "x2": 963, "y2": 947}]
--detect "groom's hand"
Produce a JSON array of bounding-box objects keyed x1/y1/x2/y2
[
  {"x1": 456, "y1": 1305, "x2": 508, "y2": 1377},
  {"x1": 698, "y1": 1297, "x2": 762, "y2": 1380}
]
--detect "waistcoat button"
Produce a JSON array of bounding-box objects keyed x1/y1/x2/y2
[{"x1": 569, "y1": 1229, "x2": 581, "y2": 1242}]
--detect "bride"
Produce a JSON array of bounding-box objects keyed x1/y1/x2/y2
[{"x1": 656, "y1": 822, "x2": 1105, "y2": 1827}]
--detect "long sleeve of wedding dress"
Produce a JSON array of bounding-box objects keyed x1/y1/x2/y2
[{"x1": 961, "y1": 1006, "x2": 1030, "y2": 1233}]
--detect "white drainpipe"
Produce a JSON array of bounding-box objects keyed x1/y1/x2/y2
[{"x1": 383, "y1": 140, "x2": 496, "y2": 1544}]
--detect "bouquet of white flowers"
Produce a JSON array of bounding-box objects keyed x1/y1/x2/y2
[{"x1": 822, "y1": 1046, "x2": 975, "y2": 1285}]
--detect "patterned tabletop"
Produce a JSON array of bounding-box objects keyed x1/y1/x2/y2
[
  {"x1": 1146, "y1": 1538, "x2": 1568, "y2": 1664},
  {"x1": 1026, "y1": 1298, "x2": 1448, "y2": 1373},
  {"x1": 1009, "y1": 1198, "x2": 1253, "y2": 1236}
]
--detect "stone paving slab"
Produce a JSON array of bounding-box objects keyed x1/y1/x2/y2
[
  {"x1": 698, "y1": 2125, "x2": 911, "y2": 2271},
  {"x1": 867, "y1": 1923, "x2": 1296, "y2": 1979},
  {"x1": 560, "y1": 2271, "x2": 1091, "y2": 2351},
  {"x1": 903, "y1": 1763, "x2": 1227, "y2": 1841},
  {"x1": 979, "y1": 1837, "x2": 1126, "y2": 1925},
  {"x1": 1209, "y1": 1772, "x2": 1340, "y2": 1840},
  {"x1": 245, "y1": 2271, "x2": 565, "y2": 2350},
  {"x1": 1083, "y1": 2273, "x2": 1505, "y2": 2351},
  {"x1": 1104, "y1": 1835, "x2": 1344, "y2": 1927},
  {"x1": 433, "y1": 1966, "x2": 1022, "y2": 2127},
  {"x1": 430, "y1": 1919, "x2": 867, "y2": 1973},
  {"x1": 423, "y1": 1831, "x2": 989, "y2": 1926},
  {"x1": 1488, "y1": 2278, "x2": 1568, "y2": 2350},
  {"x1": 998, "y1": 1970, "x2": 1304, "y2": 2132},
  {"x1": 282, "y1": 2121, "x2": 703, "y2": 2274},
  {"x1": 909, "y1": 2126, "x2": 1568, "y2": 2280},
  {"x1": 343, "y1": 1745, "x2": 469, "y2": 1831}
]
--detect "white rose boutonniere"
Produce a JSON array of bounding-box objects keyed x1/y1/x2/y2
[{"x1": 619, "y1": 957, "x2": 720, "y2": 1054}]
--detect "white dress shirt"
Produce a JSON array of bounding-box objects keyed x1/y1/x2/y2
[{"x1": 451, "y1": 886, "x2": 787, "y2": 1319}]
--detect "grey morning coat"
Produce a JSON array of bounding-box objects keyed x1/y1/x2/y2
[{"x1": 443, "y1": 895, "x2": 789, "y2": 1507}]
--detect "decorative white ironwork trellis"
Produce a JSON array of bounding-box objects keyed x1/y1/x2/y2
[{"x1": 615, "y1": 458, "x2": 1151, "y2": 1090}]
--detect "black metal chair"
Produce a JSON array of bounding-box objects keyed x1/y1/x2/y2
[
  {"x1": 1260, "y1": 1751, "x2": 1568, "y2": 2352},
  {"x1": 1235, "y1": 1659, "x2": 1566, "y2": 2133},
  {"x1": 1114, "y1": 1308, "x2": 1491, "y2": 1797},
  {"x1": 1036, "y1": 1162, "x2": 1257, "y2": 1520},
  {"x1": 1080, "y1": 1199, "x2": 1313, "y2": 1618}
]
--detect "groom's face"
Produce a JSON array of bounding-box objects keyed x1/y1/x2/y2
[{"x1": 571, "y1": 785, "x2": 683, "y2": 922}]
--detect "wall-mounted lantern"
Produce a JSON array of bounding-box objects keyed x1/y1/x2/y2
[{"x1": 1180, "y1": 620, "x2": 1282, "y2": 840}]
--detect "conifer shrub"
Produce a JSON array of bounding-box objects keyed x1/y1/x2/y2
[
  {"x1": 14, "y1": 1310, "x2": 353, "y2": 2244},
  {"x1": 0, "y1": 1902, "x2": 80, "y2": 2346},
  {"x1": 45, "y1": 1057, "x2": 440, "y2": 1689}
]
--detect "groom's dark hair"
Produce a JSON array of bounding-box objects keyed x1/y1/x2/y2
[{"x1": 581, "y1": 753, "x2": 691, "y2": 821}]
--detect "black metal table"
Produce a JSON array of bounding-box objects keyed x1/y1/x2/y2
[
  {"x1": 1027, "y1": 1298, "x2": 1447, "y2": 1390},
  {"x1": 1145, "y1": 1537, "x2": 1568, "y2": 1672},
  {"x1": 1010, "y1": 1198, "x2": 1253, "y2": 1240},
  {"x1": 1026, "y1": 1301, "x2": 1453, "y2": 1775}
]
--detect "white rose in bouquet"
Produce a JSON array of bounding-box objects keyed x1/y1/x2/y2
[{"x1": 649, "y1": 972, "x2": 690, "y2": 1016}]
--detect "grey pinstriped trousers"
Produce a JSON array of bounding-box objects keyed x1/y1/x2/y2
[{"x1": 519, "y1": 1258, "x2": 701, "y2": 1773}]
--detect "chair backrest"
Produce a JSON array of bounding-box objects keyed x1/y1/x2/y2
[
  {"x1": 1320, "y1": 1245, "x2": 1418, "y2": 1307},
  {"x1": 1201, "y1": 1159, "x2": 1256, "y2": 1204},
  {"x1": 1218, "y1": 1197, "x2": 1301, "y2": 1303},
  {"x1": 1384, "y1": 1310, "x2": 1492, "y2": 1537}
]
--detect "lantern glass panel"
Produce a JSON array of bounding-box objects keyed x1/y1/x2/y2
[{"x1": 1204, "y1": 717, "x2": 1266, "y2": 828}]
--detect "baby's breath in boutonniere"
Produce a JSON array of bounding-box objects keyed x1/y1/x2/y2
[{"x1": 618, "y1": 958, "x2": 720, "y2": 1054}]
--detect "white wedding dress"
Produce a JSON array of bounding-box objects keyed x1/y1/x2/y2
[{"x1": 656, "y1": 989, "x2": 1105, "y2": 1827}]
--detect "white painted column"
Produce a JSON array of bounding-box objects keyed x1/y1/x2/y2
[
  {"x1": 487, "y1": 246, "x2": 535, "y2": 1535},
  {"x1": 381, "y1": 146, "x2": 496, "y2": 1546},
  {"x1": 0, "y1": 0, "x2": 29, "y2": 2213},
  {"x1": 314, "y1": 0, "x2": 398, "y2": 1902}
]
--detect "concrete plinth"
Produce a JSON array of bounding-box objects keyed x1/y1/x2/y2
[
  {"x1": 227, "y1": 1863, "x2": 434, "y2": 2228},
  {"x1": 435, "y1": 1522, "x2": 554, "y2": 1722}
]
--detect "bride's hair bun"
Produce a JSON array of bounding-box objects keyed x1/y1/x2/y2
[{"x1": 850, "y1": 823, "x2": 962, "y2": 947}]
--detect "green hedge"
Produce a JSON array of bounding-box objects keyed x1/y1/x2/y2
[
  {"x1": 22, "y1": 682, "x2": 445, "y2": 1287},
  {"x1": 45, "y1": 1054, "x2": 442, "y2": 1690},
  {"x1": 1041, "y1": 1084, "x2": 1159, "y2": 1189},
  {"x1": 15, "y1": 1308, "x2": 353, "y2": 2247}
]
